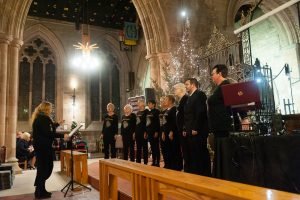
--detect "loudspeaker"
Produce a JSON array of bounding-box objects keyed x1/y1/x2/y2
[
  {"x1": 129, "y1": 72, "x2": 135, "y2": 90},
  {"x1": 145, "y1": 88, "x2": 155, "y2": 103}
]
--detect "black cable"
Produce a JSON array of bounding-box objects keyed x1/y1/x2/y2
[{"x1": 272, "y1": 66, "x2": 285, "y2": 81}]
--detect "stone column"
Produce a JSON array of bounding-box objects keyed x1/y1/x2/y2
[
  {"x1": 158, "y1": 53, "x2": 171, "y2": 91},
  {"x1": 0, "y1": 34, "x2": 12, "y2": 147},
  {"x1": 146, "y1": 54, "x2": 161, "y2": 88},
  {"x1": 5, "y1": 39, "x2": 23, "y2": 174}
]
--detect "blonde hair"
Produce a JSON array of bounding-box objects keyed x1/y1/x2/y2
[
  {"x1": 31, "y1": 101, "x2": 53, "y2": 125},
  {"x1": 21, "y1": 132, "x2": 31, "y2": 141},
  {"x1": 107, "y1": 103, "x2": 115, "y2": 111},
  {"x1": 137, "y1": 99, "x2": 145, "y2": 106},
  {"x1": 173, "y1": 83, "x2": 186, "y2": 93},
  {"x1": 124, "y1": 104, "x2": 133, "y2": 112}
]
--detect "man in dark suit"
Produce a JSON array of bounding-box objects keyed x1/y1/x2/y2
[
  {"x1": 207, "y1": 64, "x2": 232, "y2": 138},
  {"x1": 184, "y1": 78, "x2": 211, "y2": 176}
]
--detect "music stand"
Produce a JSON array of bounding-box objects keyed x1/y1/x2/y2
[
  {"x1": 221, "y1": 81, "x2": 261, "y2": 131},
  {"x1": 61, "y1": 125, "x2": 91, "y2": 197}
]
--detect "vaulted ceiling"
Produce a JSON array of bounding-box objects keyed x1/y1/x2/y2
[{"x1": 28, "y1": 0, "x2": 138, "y2": 30}]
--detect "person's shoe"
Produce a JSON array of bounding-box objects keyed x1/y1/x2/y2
[
  {"x1": 35, "y1": 192, "x2": 51, "y2": 199},
  {"x1": 43, "y1": 191, "x2": 52, "y2": 196}
]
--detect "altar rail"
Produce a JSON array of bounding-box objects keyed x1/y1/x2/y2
[{"x1": 99, "y1": 159, "x2": 300, "y2": 200}]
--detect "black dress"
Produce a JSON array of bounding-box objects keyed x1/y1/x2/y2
[
  {"x1": 102, "y1": 113, "x2": 118, "y2": 159},
  {"x1": 163, "y1": 106, "x2": 182, "y2": 171},
  {"x1": 146, "y1": 108, "x2": 160, "y2": 166},
  {"x1": 121, "y1": 113, "x2": 136, "y2": 161},
  {"x1": 32, "y1": 113, "x2": 63, "y2": 195},
  {"x1": 135, "y1": 109, "x2": 148, "y2": 164}
]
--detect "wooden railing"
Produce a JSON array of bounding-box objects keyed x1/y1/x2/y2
[{"x1": 99, "y1": 159, "x2": 300, "y2": 200}]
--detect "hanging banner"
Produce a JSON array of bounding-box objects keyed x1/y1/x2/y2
[{"x1": 124, "y1": 22, "x2": 139, "y2": 41}]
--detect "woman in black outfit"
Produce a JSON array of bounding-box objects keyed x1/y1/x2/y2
[
  {"x1": 121, "y1": 104, "x2": 136, "y2": 161},
  {"x1": 101, "y1": 103, "x2": 118, "y2": 159},
  {"x1": 16, "y1": 132, "x2": 36, "y2": 169},
  {"x1": 31, "y1": 101, "x2": 65, "y2": 199}
]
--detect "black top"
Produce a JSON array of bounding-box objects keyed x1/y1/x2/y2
[
  {"x1": 146, "y1": 108, "x2": 160, "y2": 134},
  {"x1": 176, "y1": 95, "x2": 188, "y2": 133},
  {"x1": 16, "y1": 139, "x2": 30, "y2": 159},
  {"x1": 184, "y1": 90, "x2": 209, "y2": 137},
  {"x1": 207, "y1": 79, "x2": 232, "y2": 132},
  {"x1": 159, "y1": 109, "x2": 166, "y2": 133},
  {"x1": 121, "y1": 113, "x2": 136, "y2": 137},
  {"x1": 135, "y1": 109, "x2": 148, "y2": 139},
  {"x1": 102, "y1": 113, "x2": 118, "y2": 138},
  {"x1": 162, "y1": 106, "x2": 178, "y2": 138},
  {"x1": 32, "y1": 113, "x2": 61, "y2": 154}
]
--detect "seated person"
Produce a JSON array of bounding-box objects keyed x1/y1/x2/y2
[
  {"x1": 16, "y1": 131, "x2": 23, "y2": 143},
  {"x1": 16, "y1": 132, "x2": 36, "y2": 169}
]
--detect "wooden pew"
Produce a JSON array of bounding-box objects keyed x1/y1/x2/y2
[
  {"x1": 60, "y1": 150, "x2": 88, "y2": 184},
  {"x1": 99, "y1": 159, "x2": 300, "y2": 200}
]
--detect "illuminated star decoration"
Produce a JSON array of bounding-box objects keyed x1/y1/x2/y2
[{"x1": 73, "y1": 42, "x2": 99, "y2": 56}]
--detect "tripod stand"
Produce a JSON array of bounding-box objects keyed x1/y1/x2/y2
[{"x1": 61, "y1": 129, "x2": 91, "y2": 197}]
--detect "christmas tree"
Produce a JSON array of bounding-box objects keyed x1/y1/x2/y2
[
  {"x1": 70, "y1": 121, "x2": 82, "y2": 145},
  {"x1": 163, "y1": 17, "x2": 201, "y2": 91}
]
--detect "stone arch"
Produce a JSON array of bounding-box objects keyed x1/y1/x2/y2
[
  {"x1": 23, "y1": 23, "x2": 66, "y2": 121},
  {"x1": 2, "y1": 0, "x2": 170, "y2": 89},
  {"x1": 132, "y1": 0, "x2": 170, "y2": 56},
  {"x1": 227, "y1": 0, "x2": 298, "y2": 45},
  {"x1": 100, "y1": 34, "x2": 131, "y2": 107},
  {"x1": 0, "y1": 0, "x2": 32, "y2": 39}
]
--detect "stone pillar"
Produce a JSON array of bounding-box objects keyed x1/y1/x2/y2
[
  {"x1": 146, "y1": 54, "x2": 161, "y2": 88},
  {"x1": 158, "y1": 53, "x2": 171, "y2": 91},
  {"x1": 146, "y1": 52, "x2": 171, "y2": 95},
  {"x1": 5, "y1": 39, "x2": 23, "y2": 174},
  {"x1": 0, "y1": 34, "x2": 12, "y2": 147}
]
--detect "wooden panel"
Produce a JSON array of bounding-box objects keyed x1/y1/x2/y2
[
  {"x1": 99, "y1": 159, "x2": 300, "y2": 200},
  {"x1": 60, "y1": 150, "x2": 88, "y2": 184}
]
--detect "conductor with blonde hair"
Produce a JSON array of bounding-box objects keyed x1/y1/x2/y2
[{"x1": 31, "y1": 101, "x2": 65, "y2": 199}]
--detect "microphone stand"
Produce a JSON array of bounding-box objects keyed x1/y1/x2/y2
[{"x1": 61, "y1": 132, "x2": 91, "y2": 197}]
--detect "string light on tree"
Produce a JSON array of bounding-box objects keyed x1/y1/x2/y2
[{"x1": 163, "y1": 17, "x2": 207, "y2": 91}]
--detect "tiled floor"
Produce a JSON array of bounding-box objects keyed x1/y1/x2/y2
[
  {"x1": 0, "y1": 159, "x2": 99, "y2": 199},
  {"x1": 0, "y1": 189, "x2": 99, "y2": 200}
]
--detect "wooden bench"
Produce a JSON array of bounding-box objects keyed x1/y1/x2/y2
[
  {"x1": 99, "y1": 159, "x2": 300, "y2": 200},
  {"x1": 60, "y1": 150, "x2": 88, "y2": 184}
]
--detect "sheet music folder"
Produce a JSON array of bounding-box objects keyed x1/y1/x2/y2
[
  {"x1": 221, "y1": 81, "x2": 261, "y2": 110},
  {"x1": 68, "y1": 124, "x2": 83, "y2": 137}
]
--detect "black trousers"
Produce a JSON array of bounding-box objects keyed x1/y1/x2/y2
[
  {"x1": 212, "y1": 131, "x2": 229, "y2": 177},
  {"x1": 122, "y1": 135, "x2": 135, "y2": 161},
  {"x1": 136, "y1": 137, "x2": 148, "y2": 164},
  {"x1": 149, "y1": 135, "x2": 160, "y2": 166},
  {"x1": 161, "y1": 137, "x2": 171, "y2": 168},
  {"x1": 34, "y1": 149, "x2": 53, "y2": 193},
  {"x1": 168, "y1": 138, "x2": 183, "y2": 171},
  {"x1": 103, "y1": 136, "x2": 116, "y2": 159},
  {"x1": 179, "y1": 134, "x2": 190, "y2": 172},
  {"x1": 186, "y1": 134, "x2": 211, "y2": 176}
]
